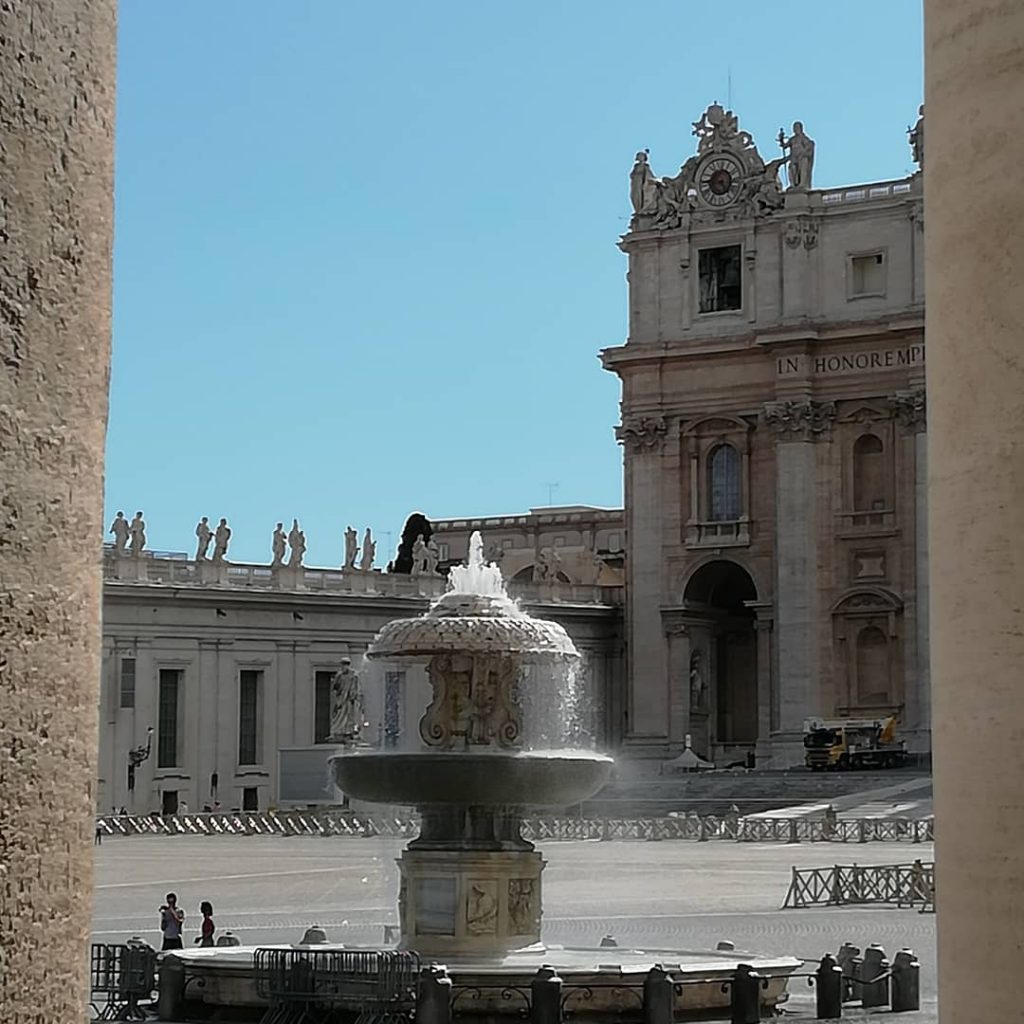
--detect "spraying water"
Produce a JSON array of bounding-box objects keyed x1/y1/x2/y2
[{"x1": 446, "y1": 531, "x2": 508, "y2": 599}]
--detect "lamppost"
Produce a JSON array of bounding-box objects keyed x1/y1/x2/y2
[{"x1": 126, "y1": 727, "x2": 154, "y2": 807}]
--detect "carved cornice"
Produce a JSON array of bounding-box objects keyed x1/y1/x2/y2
[
  {"x1": 616, "y1": 414, "x2": 668, "y2": 453},
  {"x1": 762, "y1": 400, "x2": 836, "y2": 441},
  {"x1": 888, "y1": 388, "x2": 926, "y2": 430}
]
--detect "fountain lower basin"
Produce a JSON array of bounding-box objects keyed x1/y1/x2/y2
[{"x1": 329, "y1": 750, "x2": 613, "y2": 807}]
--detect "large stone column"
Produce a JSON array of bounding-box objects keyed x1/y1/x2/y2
[
  {"x1": 925, "y1": 2, "x2": 1024, "y2": 1019},
  {"x1": 0, "y1": 4, "x2": 116, "y2": 1021}
]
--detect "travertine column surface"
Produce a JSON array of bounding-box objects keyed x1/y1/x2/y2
[
  {"x1": 925, "y1": 2, "x2": 1024, "y2": 1020},
  {"x1": 0, "y1": 4, "x2": 116, "y2": 1022}
]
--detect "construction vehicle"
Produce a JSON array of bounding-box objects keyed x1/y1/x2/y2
[{"x1": 803, "y1": 714, "x2": 909, "y2": 770}]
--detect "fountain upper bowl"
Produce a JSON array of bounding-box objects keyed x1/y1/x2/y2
[{"x1": 329, "y1": 750, "x2": 613, "y2": 807}]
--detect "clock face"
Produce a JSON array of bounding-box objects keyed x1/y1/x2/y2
[{"x1": 697, "y1": 155, "x2": 743, "y2": 207}]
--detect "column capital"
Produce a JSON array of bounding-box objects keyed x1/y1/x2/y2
[
  {"x1": 888, "y1": 387, "x2": 927, "y2": 431},
  {"x1": 762, "y1": 399, "x2": 836, "y2": 442},
  {"x1": 616, "y1": 414, "x2": 668, "y2": 453}
]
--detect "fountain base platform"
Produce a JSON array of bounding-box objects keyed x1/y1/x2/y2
[
  {"x1": 156, "y1": 943, "x2": 800, "y2": 1021},
  {"x1": 400, "y1": 848, "x2": 544, "y2": 955}
]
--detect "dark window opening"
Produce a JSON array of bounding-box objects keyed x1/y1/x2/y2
[
  {"x1": 239, "y1": 670, "x2": 262, "y2": 766},
  {"x1": 242, "y1": 786, "x2": 259, "y2": 811},
  {"x1": 853, "y1": 433, "x2": 886, "y2": 511},
  {"x1": 707, "y1": 443, "x2": 741, "y2": 521},
  {"x1": 161, "y1": 789, "x2": 178, "y2": 815},
  {"x1": 119, "y1": 656, "x2": 136, "y2": 709},
  {"x1": 314, "y1": 670, "x2": 333, "y2": 744},
  {"x1": 157, "y1": 669, "x2": 181, "y2": 768},
  {"x1": 698, "y1": 245, "x2": 742, "y2": 313}
]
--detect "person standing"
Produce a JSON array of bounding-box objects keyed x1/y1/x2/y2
[
  {"x1": 160, "y1": 892, "x2": 185, "y2": 950},
  {"x1": 197, "y1": 901, "x2": 215, "y2": 947}
]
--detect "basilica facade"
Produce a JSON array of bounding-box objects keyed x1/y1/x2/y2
[
  {"x1": 602, "y1": 103, "x2": 927, "y2": 764},
  {"x1": 97, "y1": 103, "x2": 930, "y2": 813}
]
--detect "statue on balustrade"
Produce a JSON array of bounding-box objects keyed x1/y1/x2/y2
[
  {"x1": 212, "y1": 518, "x2": 231, "y2": 564},
  {"x1": 778, "y1": 121, "x2": 815, "y2": 190},
  {"x1": 194, "y1": 517, "x2": 213, "y2": 561},
  {"x1": 288, "y1": 519, "x2": 306, "y2": 568},
  {"x1": 271, "y1": 523, "x2": 286, "y2": 567},
  {"x1": 344, "y1": 525, "x2": 359, "y2": 570},
  {"x1": 109, "y1": 511, "x2": 130, "y2": 556},
  {"x1": 359, "y1": 528, "x2": 376, "y2": 571},
  {"x1": 128, "y1": 512, "x2": 147, "y2": 557}
]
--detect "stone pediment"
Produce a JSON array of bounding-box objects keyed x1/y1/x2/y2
[
  {"x1": 831, "y1": 586, "x2": 903, "y2": 615},
  {"x1": 628, "y1": 102, "x2": 787, "y2": 232},
  {"x1": 683, "y1": 414, "x2": 753, "y2": 438},
  {"x1": 837, "y1": 401, "x2": 890, "y2": 425}
]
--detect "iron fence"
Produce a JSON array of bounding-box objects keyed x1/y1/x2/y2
[
  {"x1": 96, "y1": 810, "x2": 933, "y2": 845},
  {"x1": 89, "y1": 942, "x2": 157, "y2": 1021}
]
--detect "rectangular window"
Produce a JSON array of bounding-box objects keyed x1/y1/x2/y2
[
  {"x1": 314, "y1": 670, "x2": 334, "y2": 744},
  {"x1": 238, "y1": 670, "x2": 262, "y2": 766},
  {"x1": 436, "y1": 542, "x2": 450, "y2": 562},
  {"x1": 119, "y1": 656, "x2": 136, "y2": 709},
  {"x1": 157, "y1": 669, "x2": 181, "y2": 768},
  {"x1": 242, "y1": 786, "x2": 259, "y2": 811},
  {"x1": 849, "y1": 252, "x2": 886, "y2": 297},
  {"x1": 698, "y1": 245, "x2": 742, "y2": 313},
  {"x1": 384, "y1": 670, "x2": 405, "y2": 749}
]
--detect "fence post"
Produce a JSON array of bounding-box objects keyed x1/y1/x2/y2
[
  {"x1": 729, "y1": 963, "x2": 761, "y2": 1024},
  {"x1": 836, "y1": 943, "x2": 860, "y2": 1003},
  {"x1": 857, "y1": 820, "x2": 867, "y2": 844},
  {"x1": 531, "y1": 965, "x2": 563, "y2": 1024},
  {"x1": 814, "y1": 953, "x2": 843, "y2": 1019},
  {"x1": 890, "y1": 949, "x2": 921, "y2": 1012},
  {"x1": 860, "y1": 945, "x2": 890, "y2": 1008},
  {"x1": 699, "y1": 816, "x2": 708, "y2": 842},
  {"x1": 643, "y1": 964, "x2": 674, "y2": 1024},
  {"x1": 157, "y1": 953, "x2": 186, "y2": 1021},
  {"x1": 787, "y1": 819, "x2": 800, "y2": 844},
  {"x1": 416, "y1": 964, "x2": 453, "y2": 1024}
]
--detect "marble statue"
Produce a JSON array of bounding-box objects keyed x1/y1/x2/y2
[
  {"x1": 689, "y1": 650, "x2": 706, "y2": 709},
  {"x1": 779, "y1": 121, "x2": 815, "y2": 190},
  {"x1": 212, "y1": 518, "x2": 231, "y2": 564},
  {"x1": 329, "y1": 657, "x2": 365, "y2": 744},
  {"x1": 344, "y1": 525, "x2": 358, "y2": 570},
  {"x1": 426, "y1": 537, "x2": 440, "y2": 576},
  {"x1": 909, "y1": 104, "x2": 924, "y2": 168},
  {"x1": 271, "y1": 523, "x2": 286, "y2": 567},
  {"x1": 629, "y1": 150, "x2": 656, "y2": 214},
  {"x1": 410, "y1": 534, "x2": 428, "y2": 577},
  {"x1": 128, "y1": 512, "x2": 146, "y2": 557},
  {"x1": 287, "y1": 519, "x2": 306, "y2": 568},
  {"x1": 194, "y1": 517, "x2": 213, "y2": 561},
  {"x1": 533, "y1": 547, "x2": 562, "y2": 583},
  {"x1": 109, "y1": 511, "x2": 129, "y2": 556},
  {"x1": 359, "y1": 528, "x2": 376, "y2": 572}
]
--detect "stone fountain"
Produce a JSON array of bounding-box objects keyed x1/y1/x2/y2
[
  {"x1": 330, "y1": 532, "x2": 613, "y2": 957},
  {"x1": 156, "y1": 535, "x2": 800, "y2": 1021}
]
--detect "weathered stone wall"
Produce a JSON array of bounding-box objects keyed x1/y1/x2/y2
[
  {"x1": 926, "y1": 0, "x2": 1024, "y2": 1019},
  {"x1": 0, "y1": 3, "x2": 116, "y2": 1021}
]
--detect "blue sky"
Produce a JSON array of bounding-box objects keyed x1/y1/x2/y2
[{"x1": 108, "y1": 1, "x2": 923, "y2": 566}]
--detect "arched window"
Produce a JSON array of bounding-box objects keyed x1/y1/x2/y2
[
  {"x1": 853, "y1": 434, "x2": 886, "y2": 511},
  {"x1": 855, "y1": 625, "x2": 890, "y2": 705},
  {"x1": 707, "y1": 444, "x2": 741, "y2": 521}
]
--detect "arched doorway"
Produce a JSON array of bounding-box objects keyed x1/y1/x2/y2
[{"x1": 683, "y1": 560, "x2": 758, "y2": 752}]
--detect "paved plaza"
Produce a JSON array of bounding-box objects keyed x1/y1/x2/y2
[{"x1": 93, "y1": 835, "x2": 936, "y2": 1018}]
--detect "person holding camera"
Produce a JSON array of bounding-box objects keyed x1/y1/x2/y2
[{"x1": 159, "y1": 892, "x2": 185, "y2": 950}]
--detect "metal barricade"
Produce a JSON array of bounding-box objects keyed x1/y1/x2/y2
[
  {"x1": 254, "y1": 947, "x2": 421, "y2": 1024},
  {"x1": 89, "y1": 942, "x2": 157, "y2": 1021}
]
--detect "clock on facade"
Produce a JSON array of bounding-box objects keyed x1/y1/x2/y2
[{"x1": 697, "y1": 154, "x2": 744, "y2": 207}]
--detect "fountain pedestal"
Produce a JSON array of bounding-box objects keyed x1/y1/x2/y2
[{"x1": 400, "y1": 848, "x2": 544, "y2": 956}]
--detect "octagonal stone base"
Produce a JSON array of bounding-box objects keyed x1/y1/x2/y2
[{"x1": 399, "y1": 849, "x2": 544, "y2": 957}]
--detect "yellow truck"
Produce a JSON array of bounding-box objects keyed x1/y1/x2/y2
[{"x1": 803, "y1": 714, "x2": 909, "y2": 770}]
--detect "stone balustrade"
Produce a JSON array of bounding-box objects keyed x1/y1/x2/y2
[{"x1": 102, "y1": 547, "x2": 624, "y2": 606}]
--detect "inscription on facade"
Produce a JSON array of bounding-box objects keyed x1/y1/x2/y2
[{"x1": 776, "y1": 344, "x2": 924, "y2": 377}]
